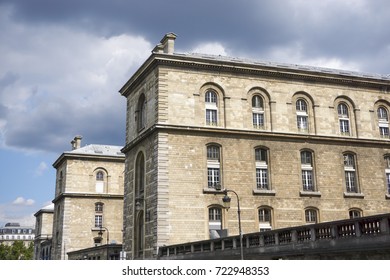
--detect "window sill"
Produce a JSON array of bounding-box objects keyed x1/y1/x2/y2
[
  {"x1": 299, "y1": 190, "x2": 321, "y2": 197},
  {"x1": 203, "y1": 188, "x2": 225, "y2": 194},
  {"x1": 385, "y1": 194, "x2": 390, "y2": 200},
  {"x1": 344, "y1": 192, "x2": 364, "y2": 198},
  {"x1": 253, "y1": 189, "x2": 276, "y2": 196}
]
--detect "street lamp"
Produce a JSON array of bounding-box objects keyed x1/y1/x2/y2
[
  {"x1": 98, "y1": 226, "x2": 110, "y2": 260},
  {"x1": 221, "y1": 189, "x2": 244, "y2": 260}
]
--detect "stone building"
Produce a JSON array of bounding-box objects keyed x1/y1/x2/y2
[
  {"x1": 0, "y1": 223, "x2": 35, "y2": 246},
  {"x1": 33, "y1": 204, "x2": 54, "y2": 260},
  {"x1": 51, "y1": 136, "x2": 125, "y2": 260},
  {"x1": 120, "y1": 33, "x2": 390, "y2": 259}
]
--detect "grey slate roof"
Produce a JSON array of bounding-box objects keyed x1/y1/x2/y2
[
  {"x1": 178, "y1": 52, "x2": 390, "y2": 82},
  {"x1": 67, "y1": 144, "x2": 124, "y2": 157}
]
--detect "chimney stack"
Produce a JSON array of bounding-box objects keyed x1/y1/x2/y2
[
  {"x1": 158, "y1": 32, "x2": 177, "y2": 54},
  {"x1": 71, "y1": 135, "x2": 82, "y2": 150}
]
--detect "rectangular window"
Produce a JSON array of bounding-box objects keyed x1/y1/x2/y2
[
  {"x1": 345, "y1": 171, "x2": 357, "y2": 192},
  {"x1": 206, "y1": 109, "x2": 218, "y2": 125},
  {"x1": 386, "y1": 173, "x2": 390, "y2": 194},
  {"x1": 340, "y1": 119, "x2": 350, "y2": 134},
  {"x1": 380, "y1": 127, "x2": 389, "y2": 138},
  {"x1": 256, "y1": 168, "x2": 268, "y2": 189},
  {"x1": 302, "y1": 170, "x2": 314, "y2": 191},
  {"x1": 253, "y1": 113, "x2": 264, "y2": 128},
  {"x1": 207, "y1": 168, "x2": 220, "y2": 188},
  {"x1": 95, "y1": 215, "x2": 103, "y2": 228},
  {"x1": 297, "y1": 116, "x2": 308, "y2": 131}
]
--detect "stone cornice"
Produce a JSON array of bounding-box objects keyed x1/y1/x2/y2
[
  {"x1": 52, "y1": 192, "x2": 124, "y2": 204},
  {"x1": 121, "y1": 124, "x2": 390, "y2": 154},
  {"x1": 53, "y1": 152, "x2": 125, "y2": 169},
  {"x1": 119, "y1": 53, "x2": 390, "y2": 97}
]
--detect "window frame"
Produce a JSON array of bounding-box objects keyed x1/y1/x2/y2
[
  {"x1": 258, "y1": 207, "x2": 272, "y2": 232},
  {"x1": 205, "y1": 90, "x2": 218, "y2": 126},
  {"x1": 206, "y1": 144, "x2": 222, "y2": 189},
  {"x1": 305, "y1": 208, "x2": 318, "y2": 224},
  {"x1": 255, "y1": 148, "x2": 269, "y2": 190}
]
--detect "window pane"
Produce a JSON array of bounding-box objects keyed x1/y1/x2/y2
[
  {"x1": 256, "y1": 168, "x2": 269, "y2": 189},
  {"x1": 386, "y1": 173, "x2": 390, "y2": 194},
  {"x1": 255, "y1": 149, "x2": 267, "y2": 162},
  {"x1": 380, "y1": 127, "x2": 389, "y2": 137},
  {"x1": 252, "y1": 95, "x2": 263, "y2": 108},
  {"x1": 340, "y1": 120, "x2": 350, "y2": 134},
  {"x1": 305, "y1": 209, "x2": 317, "y2": 223},
  {"x1": 205, "y1": 91, "x2": 217, "y2": 103},
  {"x1": 345, "y1": 171, "x2": 357, "y2": 192},
  {"x1": 206, "y1": 109, "x2": 218, "y2": 125},
  {"x1": 253, "y1": 113, "x2": 264, "y2": 128},
  {"x1": 344, "y1": 154, "x2": 355, "y2": 167},
  {"x1": 302, "y1": 170, "x2": 314, "y2": 191},
  {"x1": 207, "y1": 168, "x2": 220, "y2": 188},
  {"x1": 378, "y1": 107, "x2": 388, "y2": 120},
  {"x1": 207, "y1": 146, "x2": 220, "y2": 160},
  {"x1": 301, "y1": 151, "x2": 312, "y2": 165},
  {"x1": 96, "y1": 171, "x2": 104, "y2": 181},
  {"x1": 209, "y1": 208, "x2": 221, "y2": 221},
  {"x1": 259, "y1": 208, "x2": 271, "y2": 222},
  {"x1": 297, "y1": 116, "x2": 308, "y2": 130},
  {"x1": 338, "y1": 103, "x2": 349, "y2": 116},
  {"x1": 296, "y1": 99, "x2": 307, "y2": 112}
]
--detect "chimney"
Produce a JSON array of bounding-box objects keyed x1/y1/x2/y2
[
  {"x1": 71, "y1": 135, "x2": 82, "y2": 150},
  {"x1": 159, "y1": 32, "x2": 177, "y2": 54}
]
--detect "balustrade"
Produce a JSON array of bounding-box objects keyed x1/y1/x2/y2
[{"x1": 158, "y1": 213, "x2": 390, "y2": 258}]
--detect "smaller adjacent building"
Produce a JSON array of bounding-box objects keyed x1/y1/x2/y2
[
  {"x1": 33, "y1": 204, "x2": 54, "y2": 260},
  {"x1": 0, "y1": 223, "x2": 35, "y2": 246},
  {"x1": 46, "y1": 136, "x2": 125, "y2": 259}
]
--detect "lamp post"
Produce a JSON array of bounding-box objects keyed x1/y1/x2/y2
[
  {"x1": 98, "y1": 226, "x2": 110, "y2": 260},
  {"x1": 221, "y1": 189, "x2": 244, "y2": 260}
]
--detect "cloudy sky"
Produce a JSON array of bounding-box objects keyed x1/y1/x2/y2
[{"x1": 0, "y1": 0, "x2": 390, "y2": 227}]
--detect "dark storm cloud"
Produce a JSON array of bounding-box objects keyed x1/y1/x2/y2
[
  {"x1": 2, "y1": 0, "x2": 293, "y2": 52},
  {"x1": 1, "y1": 0, "x2": 390, "y2": 154}
]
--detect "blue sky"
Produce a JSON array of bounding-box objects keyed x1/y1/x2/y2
[{"x1": 1, "y1": 0, "x2": 390, "y2": 227}]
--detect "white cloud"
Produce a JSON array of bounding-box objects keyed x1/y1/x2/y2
[
  {"x1": 12, "y1": 197, "x2": 35, "y2": 206},
  {"x1": 34, "y1": 161, "x2": 48, "y2": 176},
  {"x1": 191, "y1": 42, "x2": 228, "y2": 56}
]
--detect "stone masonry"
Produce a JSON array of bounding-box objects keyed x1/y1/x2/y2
[{"x1": 120, "y1": 33, "x2": 390, "y2": 259}]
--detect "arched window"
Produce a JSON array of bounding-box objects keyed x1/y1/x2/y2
[
  {"x1": 135, "y1": 152, "x2": 145, "y2": 198},
  {"x1": 205, "y1": 90, "x2": 218, "y2": 126},
  {"x1": 95, "y1": 202, "x2": 104, "y2": 213},
  {"x1": 95, "y1": 170, "x2": 105, "y2": 193},
  {"x1": 137, "y1": 94, "x2": 146, "y2": 131},
  {"x1": 96, "y1": 171, "x2": 104, "y2": 181},
  {"x1": 252, "y1": 95, "x2": 264, "y2": 129},
  {"x1": 207, "y1": 145, "x2": 221, "y2": 189},
  {"x1": 338, "y1": 103, "x2": 350, "y2": 135},
  {"x1": 209, "y1": 207, "x2": 222, "y2": 238},
  {"x1": 349, "y1": 209, "x2": 362, "y2": 219},
  {"x1": 301, "y1": 150, "x2": 315, "y2": 191},
  {"x1": 343, "y1": 153, "x2": 359, "y2": 193},
  {"x1": 296, "y1": 99, "x2": 308, "y2": 132},
  {"x1": 258, "y1": 207, "x2": 272, "y2": 231},
  {"x1": 377, "y1": 106, "x2": 389, "y2": 138},
  {"x1": 305, "y1": 208, "x2": 318, "y2": 223},
  {"x1": 255, "y1": 148, "x2": 269, "y2": 190}
]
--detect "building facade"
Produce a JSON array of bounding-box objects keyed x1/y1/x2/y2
[
  {"x1": 33, "y1": 204, "x2": 54, "y2": 260},
  {"x1": 120, "y1": 33, "x2": 390, "y2": 259},
  {"x1": 0, "y1": 223, "x2": 35, "y2": 246},
  {"x1": 51, "y1": 136, "x2": 125, "y2": 260}
]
